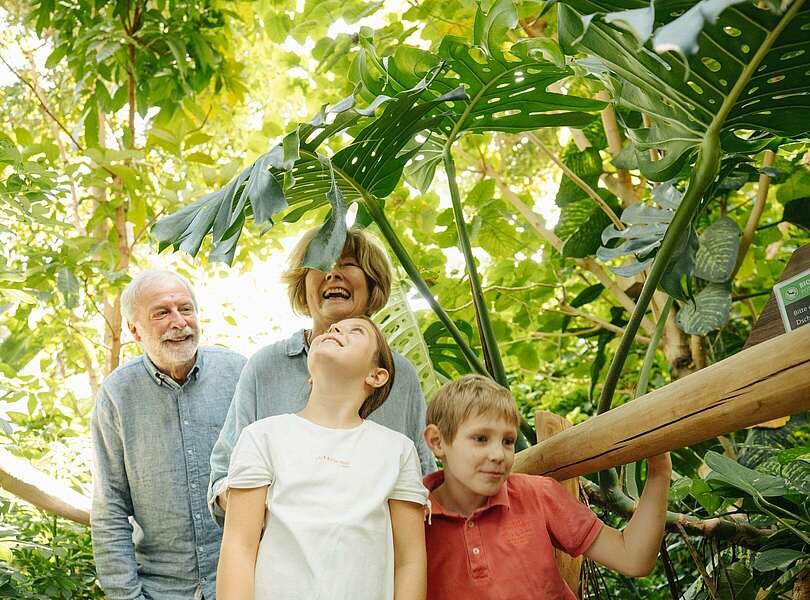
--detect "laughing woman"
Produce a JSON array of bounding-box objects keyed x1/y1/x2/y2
[{"x1": 207, "y1": 228, "x2": 437, "y2": 522}]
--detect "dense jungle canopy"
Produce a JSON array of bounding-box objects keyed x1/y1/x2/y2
[{"x1": 0, "y1": 0, "x2": 809, "y2": 597}]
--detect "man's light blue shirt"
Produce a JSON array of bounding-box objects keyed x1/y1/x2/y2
[
  {"x1": 208, "y1": 329, "x2": 437, "y2": 524},
  {"x1": 91, "y1": 346, "x2": 246, "y2": 600}
]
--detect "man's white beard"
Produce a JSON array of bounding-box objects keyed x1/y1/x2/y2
[
  {"x1": 145, "y1": 326, "x2": 199, "y2": 370},
  {"x1": 158, "y1": 336, "x2": 198, "y2": 365}
]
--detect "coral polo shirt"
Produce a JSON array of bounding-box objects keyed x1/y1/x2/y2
[{"x1": 424, "y1": 471, "x2": 603, "y2": 600}]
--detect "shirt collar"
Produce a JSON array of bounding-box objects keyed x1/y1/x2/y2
[
  {"x1": 286, "y1": 329, "x2": 308, "y2": 357},
  {"x1": 423, "y1": 470, "x2": 511, "y2": 518},
  {"x1": 142, "y1": 348, "x2": 203, "y2": 387}
]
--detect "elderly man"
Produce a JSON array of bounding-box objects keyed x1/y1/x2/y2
[{"x1": 91, "y1": 270, "x2": 246, "y2": 600}]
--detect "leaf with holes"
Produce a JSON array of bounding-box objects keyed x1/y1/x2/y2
[
  {"x1": 675, "y1": 282, "x2": 733, "y2": 335},
  {"x1": 694, "y1": 216, "x2": 740, "y2": 282},
  {"x1": 153, "y1": 76, "x2": 464, "y2": 267},
  {"x1": 354, "y1": 0, "x2": 605, "y2": 165},
  {"x1": 558, "y1": 0, "x2": 810, "y2": 181},
  {"x1": 373, "y1": 278, "x2": 444, "y2": 400}
]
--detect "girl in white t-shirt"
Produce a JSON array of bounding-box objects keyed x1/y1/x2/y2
[{"x1": 216, "y1": 316, "x2": 429, "y2": 600}]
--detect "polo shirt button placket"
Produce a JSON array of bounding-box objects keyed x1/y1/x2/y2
[{"x1": 465, "y1": 518, "x2": 487, "y2": 579}]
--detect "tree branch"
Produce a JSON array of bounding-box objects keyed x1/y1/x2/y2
[
  {"x1": 580, "y1": 478, "x2": 770, "y2": 550},
  {"x1": 733, "y1": 150, "x2": 775, "y2": 278},
  {"x1": 478, "y1": 159, "x2": 657, "y2": 336},
  {"x1": 557, "y1": 305, "x2": 652, "y2": 344},
  {"x1": 526, "y1": 132, "x2": 624, "y2": 230},
  {"x1": 0, "y1": 52, "x2": 84, "y2": 151}
]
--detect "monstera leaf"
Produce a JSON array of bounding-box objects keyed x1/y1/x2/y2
[
  {"x1": 373, "y1": 278, "x2": 444, "y2": 401},
  {"x1": 152, "y1": 76, "x2": 465, "y2": 268},
  {"x1": 355, "y1": 0, "x2": 605, "y2": 176},
  {"x1": 558, "y1": 0, "x2": 809, "y2": 181}
]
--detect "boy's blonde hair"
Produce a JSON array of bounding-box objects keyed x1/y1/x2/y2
[
  {"x1": 280, "y1": 228, "x2": 393, "y2": 317},
  {"x1": 427, "y1": 374, "x2": 521, "y2": 443},
  {"x1": 356, "y1": 316, "x2": 396, "y2": 419}
]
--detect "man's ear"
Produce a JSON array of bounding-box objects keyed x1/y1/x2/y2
[
  {"x1": 364, "y1": 367, "x2": 389, "y2": 390},
  {"x1": 127, "y1": 320, "x2": 141, "y2": 342},
  {"x1": 424, "y1": 424, "x2": 446, "y2": 459}
]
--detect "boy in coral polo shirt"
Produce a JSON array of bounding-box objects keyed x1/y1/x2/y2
[{"x1": 423, "y1": 375, "x2": 671, "y2": 600}]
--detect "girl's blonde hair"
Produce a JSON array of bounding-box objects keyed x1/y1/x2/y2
[
  {"x1": 281, "y1": 228, "x2": 393, "y2": 317},
  {"x1": 356, "y1": 316, "x2": 396, "y2": 419},
  {"x1": 427, "y1": 375, "x2": 520, "y2": 442}
]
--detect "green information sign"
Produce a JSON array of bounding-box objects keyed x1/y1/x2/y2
[{"x1": 775, "y1": 267, "x2": 810, "y2": 332}]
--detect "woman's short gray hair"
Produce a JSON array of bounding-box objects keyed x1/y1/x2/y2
[{"x1": 120, "y1": 270, "x2": 197, "y2": 324}]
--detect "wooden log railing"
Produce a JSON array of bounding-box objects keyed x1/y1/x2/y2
[{"x1": 513, "y1": 325, "x2": 810, "y2": 479}]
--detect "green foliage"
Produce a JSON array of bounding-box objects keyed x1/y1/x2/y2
[
  {"x1": 0, "y1": 501, "x2": 102, "y2": 599},
  {"x1": 558, "y1": 0, "x2": 807, "y2": 181},
  {"x1": 3, "y1": 0, "x2": 810, "y2": 595}
]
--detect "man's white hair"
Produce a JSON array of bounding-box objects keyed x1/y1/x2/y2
[{"x1": 120, "y1": 270, "x2": 198, "y2": 324}]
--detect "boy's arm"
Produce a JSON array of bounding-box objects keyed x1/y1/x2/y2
[
  {"x1": 584, "y1": 453, "x2": 672, "y2": 577},
  {"x1": 390, "y1": 499, "x2": 427, "y2": 600},
  {"x1": 216, "y1": 486, "x2": 267, "y2": 600}
]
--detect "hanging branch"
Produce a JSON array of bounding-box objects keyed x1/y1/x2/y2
[
  {"x1": 733, "y1": 150, "x2": 776, "y2": 277},
  {"x1": 597, "y1": 90, "x2": 638, "y2": 206},
  {"x1": 527, "y1": 132, "x2": 624, "y2": 230},
  {"x1": 580, "y1": 478, "x2": 769, "y2": 550},
  {"x1": 635, "y1": 296, "x2": 672, "y2": 397}
]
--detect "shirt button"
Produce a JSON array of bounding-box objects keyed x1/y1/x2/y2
[
  {"x1": 201, "y1": 577, "x2": 207, "y2": 583},
  {"x1": 191, "y1": 483, "x2": 198, "y2": 489},
  {"x1": 472, "y1": 547, "x2": 481, "y2": 555},
  {"x1": 467, "y1": 521, "x2": 475, "y2": 528},
  {"x1": 197, "y1": 546, "x2": 204, "y2": 552},
  {"x1": 183, "y1": 420, "x2": 189, "y2": 425},
  {"x1": 187, "y1": 449, "x2": 193, "y2": 455},
  {"x1": 194, "y1": 514, "x2": 201, "y2": 520}
]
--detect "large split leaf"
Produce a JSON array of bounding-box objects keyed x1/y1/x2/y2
[
  {"x1": 559, "y1": 0, "x2": 810, "y2": 181},
  {"x1": 153, "y1": 77, "x2": 464, "y2": 267},
  {"x1": 356, "y1": 0, "x2": 606, "y2": 186},
  {"x1": 373, "y1": 278, "x2": 444, "y2": 401}
]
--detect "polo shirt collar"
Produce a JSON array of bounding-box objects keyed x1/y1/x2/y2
[
  {"x1": 286, "y1": 329, "x2": 308, "y2": 357},
  {"x1": 142, "y1": 348, "x2": 203, "y2": 386},
  {"x1": 423, "y1": 470, "x2": 511, "y2": 518}
]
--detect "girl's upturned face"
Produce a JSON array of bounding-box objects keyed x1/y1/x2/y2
[
  {"x1": 304, "y1": 256, "x2": 371, "y2": 332},
  {"x1": 308, "y1": 318, "x2": 384, "y2": 382}
]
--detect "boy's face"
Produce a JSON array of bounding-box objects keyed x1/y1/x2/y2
[{"x1": 431, "y1": 414, "x2": 518, "y2": 502}]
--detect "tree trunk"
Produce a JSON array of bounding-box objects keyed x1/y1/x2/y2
[
  {"x1": 652, "y1": 291, "x2": 695, "y2": 379},
  {"x1": 794, "y1": 568, "x2": 810, "y2": 600}
]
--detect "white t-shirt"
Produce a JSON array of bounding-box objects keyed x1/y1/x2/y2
[{"x1": 227, "y1": 413, "x2": 429, "y2": 600}]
